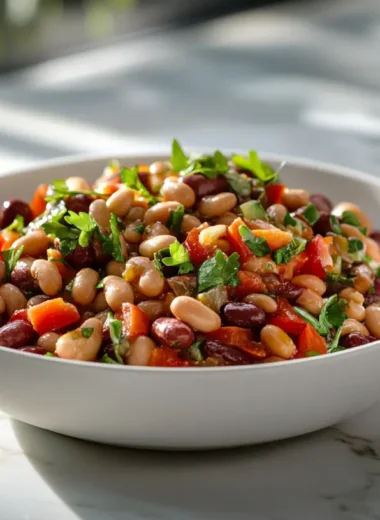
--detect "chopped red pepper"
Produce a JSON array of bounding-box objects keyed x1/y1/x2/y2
[
  {"x1": 30, "y1": 184, "x2": 48, "y2": 218},
  {"x1": 207, "y1": 326, "x2": 253, "y2": 346},
  {"x1": 266, "y1": 184, "x2": 286, "y2": 205},
  {"x1": 300, "y1": 235, "x2": 333, "y2": 280},
  {"x1": 227, "y1": 218, "x2": 253, "y2": 263},
  {"x1": 233, "y1": 270, "x2": 265, "y2": 298},
  {"x1": 118, "y1": 303, "x2": 150, "y2": 339},
  {"x1": 149, "y1": 347, "x2": 189, "y2": 367},
  {"x1": 28, "y1": 298, "x2": 80, "y2": 335},
  {"x1": 297, "y1": 324, "x2": 327, "y2": 357},
  {"x1": 269, "y1": 297, "x2": 306, "y2": 336},
  {"x1": 184, "y1": 225, "x2": 215, "y2": 266}
]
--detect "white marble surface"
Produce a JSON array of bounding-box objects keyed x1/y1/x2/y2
[{"x1": 1, "y1": 404, "x2": 380, "y2": 520}]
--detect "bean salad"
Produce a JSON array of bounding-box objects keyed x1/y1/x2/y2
[{"x1": 0, "y1": 141, "x2": 380, "y2": 367}]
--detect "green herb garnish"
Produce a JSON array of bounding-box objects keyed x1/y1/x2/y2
[
  {"x1": 306, "y1": 351, "x2": 322, "y2": 357},
  {"x1": 326, "y1": 272, "x2": 354, "y2": 287},
  {"x1": 303, "y1": 204, "x2": 320, "y2": 226},
  {"x1": 327, "y1": 326, "x2": 345, "y2": 353},
  {"x1": 197, "y1": 250, "x2": 240, "y2": 293},
  {"x1": 157, "y1": 241, "x2": 194, "y2": 275},
  {"x1": 341, "y1": 211, "x2": 366, "y2": 234},
  {"x1": 5, "y1": 215, "x2": 25, "y2": 234},
  {"x1": 2, "y1": 246, "x2": 24, "y2": 281},
  {"x1": 188, "y1": 340, "x2": 204, "y2": 362},
  {"x1": 348, "y1": 238, "x2": 364, "y2": 254},
  {"x1": 329, "y1": 215, "x2": 343, "y2": 235},
  {"x1": 167, "y1": 205, "x2": 185, "y2": 233},
  {"x1": 81, "y1": 328, "x2": 94, "y2": 339},
  {"x1": 45, "y1": 179, "x2": 104, "y2": 203},
  {"x1": 120, "y1": 166, "x2": 157, "y2": 206},
  {"x1": 100, "y1": 354, "x2": 119, "y2": 364},
  {"x1": 231, "y1": 150, "x2": 276, "y2": 183},
  {"x1": 238, "y1": 225, "x2": 270, "y2": 257},
  {"x1": 225, "y1": 171, "x2": 252, "y2": 196},
  {"x1": 108, "y1": 313, "x2": 127, "y2": 364},
  {"x1": 171, "y1": 139, "x2": 188, "y2": 172},
  {"x1": 65, "y1": 211, "x2": 97, "y2": 247},
  {"x1": 284, "y1": 212, "x2": 297, "y2": 227},
  {"x1": 273, "y1": 237, "x2": 307, "y2": 265},
  {"x1": 294, "y1": 295, "x2": 347, "y2": 336},
  {"x1": 134, "y1": 223, "x2": 144, "y2": 234}
]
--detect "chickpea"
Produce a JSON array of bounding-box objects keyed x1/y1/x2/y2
[
  {"x1": 292, "y1": 275, "x2": 326, "y2": 296},
  {"x1": 144, "y1": 201, "x2": 181, "y2": 225},
  {"x1": 266, "y1": 204, "x2": 287, "y2": 224},
  {"x1": 365, "y1": 306, "x2": 380, "y2": 339},
  {"x1": 66, "y1": 176, "x2": 91, "y2": 192},
  {"x1": 332, "y1": 202, "x2": 372, "y2": 234},
  {"x1": 124, "y1": 222, "x2": 144, "y2": 244},
  {"x1": 106, "y1": 261, "x2": 125, "y2": 278},
  {"x1": 199, "y1": 225, "x2": 227, "y2": 246},
  {"x1": 243, "y1": 294, "x2": 278, "y2": 313},
  {"x1": 296, "y1": 289, "x2": 324, "y2": 316},
  {"x1": 341, "y1": 319, "x2": 369, "y2": 337}
]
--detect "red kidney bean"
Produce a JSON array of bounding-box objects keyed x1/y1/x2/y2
[
  {"x1": 10, "y1": 257, "x2": 38, "y2": 292},
  {"x1": 151, "y1": 317, "x2": 194, "y2": 349},
  {"x1": 138, "y1": 171, "x2": 151, "y2": 192},
  {"x1": 19, "y1": 347, "x2": 49, "y2": 355},
  {"x1": 65, "y1": 245, "x2": 95, "y2": 268},
  {"x1": 203, "y1": 340, "x2": 252, "y2": 365},
  {"x1": 92, "y1": 236, "x2": 112, "y2": 267},
  {"x1": 339, "y1": 333, "x2": 377, "y2": 349},
  {"x1": 181, "y1": 174, "x2": 229, "y2": 198},
  {"x1": 222, "y1": 302, "x2": 266, "y2": 329},
  {"x1": 0, "y1": 320, "x2": 34, "y2": 348},
  {"x1": 309, "y1": 194, "x2": 333, "y2": 213},
  {"x1": 370, "y1": 231, "x2": 380, "y2": 247},
  {"x1": 364, "y1": 279, "x2": 380, "y2": 306},
  {"x1": 66, "y1": 194, "x2": 93, "y2": 214},
  {"x1": 313, "y1": 211, "x2": 332, "y2": 236},
  {"x1": 262, "y1": 273, "x2": 304, "y2": 300},
  {"x1": 0, "y1": 199, "x2": 33, "y2": 228}
]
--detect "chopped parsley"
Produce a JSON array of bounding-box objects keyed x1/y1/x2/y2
[
  {"x1": 45, "y1": 352, "x2": 55, "y2": 358},
  {"x1": 225, "y1": 171, "x2": 252, "y2": 196},
  {"x1": 81, "y1": 328, "x2": 94, "y2": 339},
  {"x1": 188, "y1": 340, "x2": 204, "y2": 362},
  {"x1": 303, "y1": 204, "x2": 320, "y2": 226},
  {"x1": 341, "y1": 211, "x2": 366, "y2": 234},
  {"x1": 65, "y1": 211, "x2": 97, "y2": 247},
  {"x1": 5, "y1": 215, "x2": 25, "y2": 234},
  {"x1": 273, "y1": 237, "x2": 307, "y2": 265},
  {"x1": 238, "y1": 225, "x2": 270, "y2": 257},
  {"x1": 155, "y1": 241, "x2": 194, "y2": 276},
  {"x1": 2, "y1": 246, "x2": 24, "y2": 281},
  {"x1": 108, "y1": 313, "x2": 127, "y2": 364},
  {"x1": 134, "y1": 223, "x2": 145, "y2": 234},
  {"x1": 45, "y1": 179, "x2": 104, "y2": 202},
  {"x1": 231, "y1": 150, "x2": 277, "y2": 183},
  {"x1": 348, "y1": 238, "x2": 364, "y2": 254},
  {"x1": 326, "y1": 272, "x2": 354, "y2": 287},
  {"x1": 284, "y1": 212, "x2": 297, "y2": 227},
  {"x1": 197, "y1": 250, "x2": 240, "y2": 293},
  {"x1": 120, "y1": 166, "x2": 157, "y2": 206},
  {"x1": 306, "y1": 351, "x2": 322, "y2": 357},
  {"x1": 65, "y1": 279, "x2": 75, "y2": 293},
  {"x1": 294, "y1": 295, "x2": 347, "y2": 336},
  {"x1": 329, "y1": 215, "x2": 343, "y2": 235},
  {"x1": 171, "y1": 139, "x2": 188, "y2": 172},
  {"x1": 100, "y1": 354, "x2": 119, "y2": 364},
  {"x1": 327, "y1": 326, "x2": 345, "y2": 353},
  {"x1": 167, "y1": 205, "x2": 185, "y2": 233}
]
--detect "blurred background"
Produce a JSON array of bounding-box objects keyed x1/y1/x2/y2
[{"x1": 0, "y1": 0, "x2": 379, "y2": 175}]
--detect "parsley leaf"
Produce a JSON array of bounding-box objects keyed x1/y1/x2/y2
[
  {"x1": 45, "y1": 352, "x2": 55, "y2": 357},
  {"x1": 197, "y1": 250, "x2": 240, "y2": 293},
  {"x1": 182, "y1": 151, "x2": 229, "y2": 179},
  {"x1": 2, "y1": 246, "x2": 24, "y2": 281},
  {"x1": 81, "y1": 328, "x2": 94, "y2": 339},
  {"x1": 108, "y1": 313, "x2": 127, "y2": 364},
  {"x1": 120, "y1": 166, "x2": 157, "y2": 206},
  {"x1": 231, "y1": 150, "x2": 276, "y2": 183},
  {"x1": 295, "y1": 295, "x2": 347, "y2": 337},
  {"x1": 273, "y1": 237, "x2": 307, "y2": 265},
  {"x1": 293, "y1": 306, "x2": 323, "y2": 334},
  {"x1": 341, "y1": 211, "x2": 361, "y2": 228},
  {"x1": 5, "y1": 215, "x2": 25, "y2": 234},
  {"x1": 134, "y1": 223, "x2": 144, "y2": 234},
  {"x1": 329, "y1": 215, "x2": 343, "y2": 235},
  {"x1": 45, "y1": 179, "x2": 104, "y2": 202},
  {"x1": 188, "y1": 340, "x2": 204, "y2": 362},
  {"x1": 100, "y1": 354, "x2": 119, "y2": 364},
  {"x1": 65, "y1": 279, "x2": 75, "y2": 293},
  {"x1": 167, "y1": 205, "x2": 185, "y2": 233},
  {"x1": 238, "y1": 225, "x2": 270, "y2": 257},
  {"x1": 225, "y1": 171, "x2": 252, "y2": 196},
  {"x1": 109, "y1": 214, "x2": 124, "y2": 263},
  {"x1": 65, "y1": 211, "x2": 97, "y2": 247},
  {"x1": 327, "y1": 325, "x2": 345, "y2": 353},
  {"x1": 171, "y1": 139, "x2": 188, "y2": 172},
  {"x1": 42, "y1": 220, "x2": 79, "y2": 241},
  {"x1": 284, "y1": 212, "x2": 297, "y2": 227},
  {"x1": 306, "y1": 351, "x2": 322, "y2": 357},
  {"x1": 160, "y1": 241, "x2": 194, "y2": 274},
  {"x1": 326, "y1": 272, "x2": 354, "y2": 287},
  {"x1": 348, "y1": 238, "x2": 364, "y2": 254},
  {"x1": 303, "y1": 204, "x2": 320, "y2": 226}
]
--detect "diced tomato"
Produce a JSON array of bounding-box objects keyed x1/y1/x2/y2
[
  {"x1": 233, "y1": 271, "x2": 265, "y2": 298},
  {"x1": 227, "y1": 218, "x2": 253, "y2": 263},
  {"x1": 9, "y1": 309, "x2": 29, "y2": 323},
  {"x1": 301, "y1": 235, "x2": 333, "y2": 280},
  {"x1": 251, "y1": 229, "x2": 292, "y2": 250},
  {"x1": 207, "y1": 326, "x2": 253, "y2": 346},
  {"x1": 149, "y1": 347, "x2": 189, "y2": 367},
  {"x1": 30, "y1": 184, "x2": 48, "y2": 218},
  {"x1": 28, "y1": 298, "x2": 80, "y2": 335},
  {"x1": 269, "y1": 297, "x2": 306, "y2": 336},
  {"x1": 297, "y1": 324, "x2": 327, "y2": 357},
  {"x1": 278, "y1": 251, "x2": 308, "y2": 280},
  {"x1": 0, "y1": 230, "x2": 21, "y2": 252},
  {"x1": 118, "y1": 303, "x2": 150, "y2": 339},
  {"x1": 266, "y1": 184, "x2": 286, "y2": 205},
  {"x1": 184, "y1": 225, "x2": 215, "y2": 266}
]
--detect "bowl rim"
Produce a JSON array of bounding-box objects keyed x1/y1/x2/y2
[{"x1": 1, "y1": 150, "x2": 380, "y2": 372}]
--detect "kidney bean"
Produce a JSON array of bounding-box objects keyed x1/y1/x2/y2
[
  {"x1": 181, "y1": 174, "x2": 229, "y2": 198},
  {"x1": 65, "y1": 245, "x2": 95, "y2": 269},
  {"x1": 222, "y1": 302, "x2": 266, "y2": 329},
  {"x1": 92, "y1": 236, "x2": 112, "y2": 267},
  {"x1": 310, "y1": 194, "x2": 333, "y2": 213},
  {"x1": 370, "y1": 231, "x2": 380, "y2": 247},
  {"x1": 203, "y1": 340, "x2": 253, "y2": 365},
  {"x1": 10, "y1": 258, "x2": 39, "y2": 293},
  {"x1": 138, "y1": 171, "x2": 151, "y2": 192},
  {"x1": 151, "y1": 317, "x2": 194, "y2": 349},
  {"x1": 0, "y1": 199, "x2": 33, "y2": 228},
  {"x1": 19, "y1": 347, "x2": 49, "y2": 355},
  {"x1": 27, "y1": 295, "x2": 51, "y2": 308},
  {"x1": 66, "y1": 194, "x2": 93, "y2": 214},
  {"x1": 312, "y1": 211, "x2": 332, "y2": 236},
  {"x1": 339, "y1": 333, "x2": 377, "y2": 349},
  {"x1": 98, "y1": 341, "x2": 117, "y2": 361},
  {"x1": 262, "y1": 273, "x2": 304, "y2": 300},
  {"x1": 0, "y1": 320, "x2": 34, "y2": 348}
]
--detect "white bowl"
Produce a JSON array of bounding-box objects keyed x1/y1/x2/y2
[{"x1": 1, "y1": 153, "x2": 380, "y2": 450}]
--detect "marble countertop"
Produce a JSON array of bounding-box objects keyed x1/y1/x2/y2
[{"x1": 1, "y1": 404, "x2": 380, "y2": 520}]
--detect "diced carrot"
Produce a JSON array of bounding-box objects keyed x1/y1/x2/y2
[
  {"x1": 118, "y1": 303, "x2": 150, "y2": 339},
  {"x1": 251, "y1": 229, "x2": 292, "y2": 250},
  {"x1": 47, "y1": 249, "x2": 69, "y2": 278},
  {"x1": 28, "y1": 298, "x2": 80, "y2": 335},
  {"x1": 0, "y1": 230, "x2": 21, "y2": 252},
  {"x1": 234, "y1": 271, "x2": 266, "y2": 298},
  {"x1": 227, "y1": 218, "x2": 253, "y2": 263},
  {"x1": 30, "y1": 184, "x2": 48, "y2": 218},
  {"x1": 149, "y1": 347, "x2": 189, "y2": 367}
]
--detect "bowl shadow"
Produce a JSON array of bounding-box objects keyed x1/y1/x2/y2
[{"x1": 11, "y1": 416, "x2": 379, "y2": 520}]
